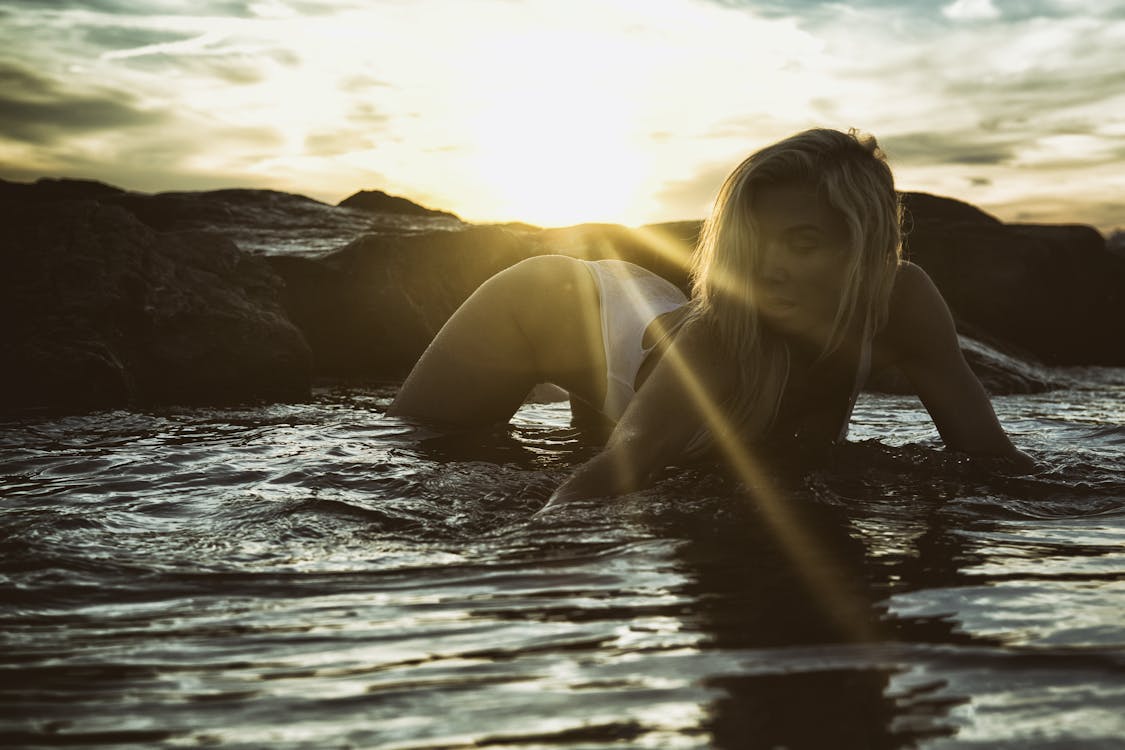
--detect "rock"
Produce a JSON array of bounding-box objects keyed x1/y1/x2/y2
[
  {"x1": 267, "y1": 219, "x2": 702, "y2": 378},
  {"x1": 867, "y1": 332, "x2": 1060, "y2": 396},
  {"x1": 269, "y1": 226, "x2": 535, "y2": 376},
  {"x1": 105, "y1": 188, "x2": 382, "y2": 257},
  {"x1": 1108, "y1": 230, "x2": 1125, "y2": 260},
  {"x1": 338, "y1": 189, "x2": 460, "y2": 220},
  {"x1": 0, "y1": 178, "x2": 466, "y2": 258},
  {"x1": 902, "y1": 191, "x2": 1002, "y2": 227},
  {"x1": 902, "y1": 192, "x2": 1125, "y2": 366},
  {"x1": 3, "y1": 174, "x2": 1118, "y2": 413},
  {"x1": 0, "y1": 177, "x2": 127, "y2": 203},
  {"x1": 1, "y1": 200, "x2": 311, "y2": 414}
]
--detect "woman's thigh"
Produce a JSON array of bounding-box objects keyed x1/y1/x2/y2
[{"x1": 388, "y1": 255, "x2": 606, "y2": 426}]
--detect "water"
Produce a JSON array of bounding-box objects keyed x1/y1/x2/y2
[{"x1": 1, "y1": 370, "x2": 1123, "y2": 749}]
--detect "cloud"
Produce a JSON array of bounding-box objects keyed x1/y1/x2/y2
[
  {"x1": 881, "y1": 132, "x2": 1018, "y2": 166},
  {"x1": 942, "y1": 0, "x2": 1001, "y2": 21},
  {"x1": 345, "y1": 101, "x2": 389, "y2": 126},
  {"x1": 339, "y1": 73, "x2": 393, "y2": 94},
  {"x1": 1, "y1": 117, "x2": 287, "y2": 194},
  {"x1": 705, "y1": 0, "x2": 913, "y2": 21},
  {"x1": 0, "y1": 62, "x2": 165, "y2": 145},
  {"x1": 107, "y1": 50, "x2": 283, "y2": 85},
  {"x1": 0, "y1": 0, "x2": 256, "y2": 15},
  {"x1": 988, "y1": 194, "x2": 1125, "y2": 229},
  {"x1": 1, "y1": 0, "x2": 1121, "y2": 230},
  {"x1": 304, "y1": 129, "x2": 373, "y2": 156},
  {"x1": 651, "y1": 161, "x2": 733, "y2": 221},
  {"x1": 82, "y1": 25, "x2": 199, "y2": 50}
]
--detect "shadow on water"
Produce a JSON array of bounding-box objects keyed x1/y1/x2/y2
[{"x1": 633, "y1": 468, "x2": 972, "y2": 749}]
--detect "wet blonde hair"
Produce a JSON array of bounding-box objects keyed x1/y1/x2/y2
[{"x1": 688, "y1": 127, "x2": 902, "y2": 437}]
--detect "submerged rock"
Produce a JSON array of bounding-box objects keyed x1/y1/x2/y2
[{"x1": 1, "y1": 200, "x2": 310, "y2": 414}]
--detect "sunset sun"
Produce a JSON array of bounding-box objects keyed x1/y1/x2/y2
[{"x1": 460, "y1": 28, "x2": 649, "y2": 227}]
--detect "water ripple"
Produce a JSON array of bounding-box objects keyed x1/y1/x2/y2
[{"x1": 1, "y1": 375, "x2": 1123, "y2": 748}]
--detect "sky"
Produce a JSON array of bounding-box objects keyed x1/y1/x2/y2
[{"x1": 1, "y1": 0, "x2": 1122, "y2": 230}]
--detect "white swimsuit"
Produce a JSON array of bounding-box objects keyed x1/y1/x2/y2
[
  {"x1": 582, "y1": 260, "x2": 688, "y2": 421},
  {"x1": 583, "y1": 259, "x2": 870, "y2": 442}
]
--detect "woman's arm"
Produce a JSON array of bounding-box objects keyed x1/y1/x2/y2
[
  {"x1": 885, "y1": 263, "x2": 1033, "y2": 468},
  {"x1": 546, "y1": 321, "x2": 731, "y2": 506}
]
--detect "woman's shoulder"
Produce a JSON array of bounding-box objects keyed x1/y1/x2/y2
[
  {"x1": 665, "y1": 313, "x2": 738, "y2": 390},
  {"x1": 879, "y1": 261, "x2": 959, "y2": 362},
  {"x1": 890, "y1": 260, "x2": 933, "y2": 299},
  {"x1": 888, "y1": 262, "x2": 949, "y2": 323}
]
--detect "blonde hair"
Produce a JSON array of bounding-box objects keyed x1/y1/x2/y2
[{"x1": 688, "y1": 128, "x2": 902, "y2": 438}]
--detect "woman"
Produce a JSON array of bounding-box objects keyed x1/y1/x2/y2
[{"x1": 388, "y1": 128, "x2": 1031, "y2": 504}]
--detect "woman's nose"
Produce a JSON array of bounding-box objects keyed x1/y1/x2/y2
[{"x1": 759, "y1": 241, "x2": 788, "y2": 282}]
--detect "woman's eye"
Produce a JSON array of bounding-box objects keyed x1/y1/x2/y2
[{"x1": 789, "y1": 236, "x2": 821, "y2": 252}]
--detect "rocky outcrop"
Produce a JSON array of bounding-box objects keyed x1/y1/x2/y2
[
  {"x1": 266, "y1": 219, "x2": 703, "y2": 378},
  {"x1": 0, "y1": 178, "x2": 466, "y2": 257},
  {"x1": 902, "y1": 193, "x2": 1124, "y2": 366},
  {"x1": 1, "y1": 200, "x2": 311, "y2": 414},
  {"x1": 3, "y1": 175, "x2": 1119, "y2": 414},
  {"x1": 339, "y1": 189, "x2": 460, "y2": 220},
  {"x1": 270, "y1": 227, "x2": 535, "y2": 376},
  {"x1": 867, "y1": 331, "x2": 1060, "y2": 395},
  {"x1": 0, "y1": 176, "x2": 125, "y2": 203}
]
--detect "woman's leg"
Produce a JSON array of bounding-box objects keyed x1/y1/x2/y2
[{"x1": 387, "y1": 255, "x2": 606, "y2": 427}]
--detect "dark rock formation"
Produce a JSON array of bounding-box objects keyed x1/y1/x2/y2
[
  {"x1": 902, "y1": 193, "x2": 1124, "y2": 365},
  {"x1": 108, "y1": 187, "x2": 464, "y2": 257},
  {"x1": 1, "y1": 200, "x2": 311, "y2": 414},
  {"x1": 339, "y1": 189, "x2": 460, "y2": 220},
  {"x1": 3, "y1": 174, "x2": 1119, "y2": 414},
  {"x1": 270, "y1": 227, "x2": 535, "y2": 376},
  {"x1": 867, "y1": 332, "x2": 1060, "y2": 395},
  {"x1": 268, "y1": 219, "x2": 700, "y2": 378},
  {"x1": 1108, "y1": 230, "x2": 1125, "y2": 260},
  {"x1": 268, "y1": 198, "x2": 1120, "y2": 389},
  {"x1": 0, "y1": 177, "x2": 125, "y2": 203},
  {"x1": 0, "y1": 178, "x2": 466, "y2": 258},
  {"x1": 105, "y1": 188, "x2": 374, "y2": 257}
]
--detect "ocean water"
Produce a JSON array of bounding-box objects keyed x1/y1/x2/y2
[{"x1": 1, "y1": 368, "x2": 1123, "y2": 749}]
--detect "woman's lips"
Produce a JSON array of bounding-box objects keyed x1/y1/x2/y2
[{"x1": 762, "y1": 291, "x2": 798, "y2": 310}]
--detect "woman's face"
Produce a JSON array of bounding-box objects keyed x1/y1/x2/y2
[{"x1": 749, "y1": 181, "x2": 852, "y2": 340}]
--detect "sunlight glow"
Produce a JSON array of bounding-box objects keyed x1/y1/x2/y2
[
  {"x1": 457, "y1": 20, "x2": 655, "y2": 227},
  {"x1": 1, "y1": 0, "x2": 1120, "y2": 229},
  {"x1": 603, "y1": 233, "x2": 878, "y2": 643}
]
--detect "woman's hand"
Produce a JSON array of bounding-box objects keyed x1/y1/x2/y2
[{"x1": 543, "y1": 318, "x2": 730, "y2": 509}]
